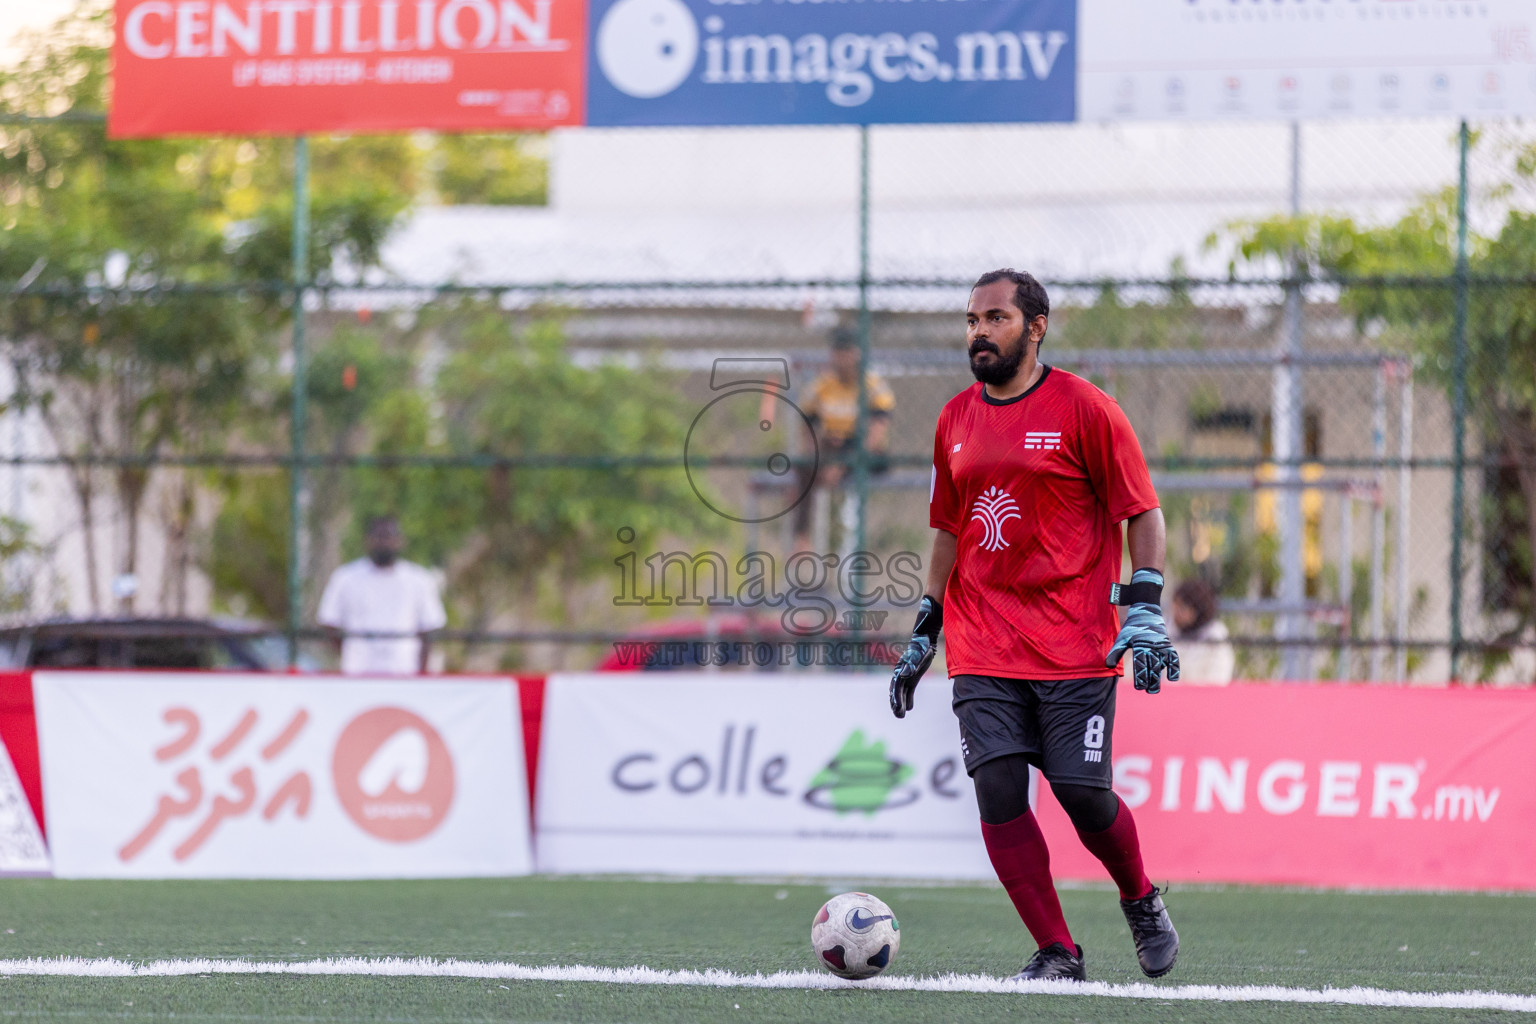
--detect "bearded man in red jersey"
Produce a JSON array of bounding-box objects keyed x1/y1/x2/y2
[{"x1": 890, "y1": 269, "x2": 1181, "y2": 982}]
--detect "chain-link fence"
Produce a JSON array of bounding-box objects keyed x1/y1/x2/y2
[{"x1": 3, "y1": 116, "x2": 1534, "y2": 683}]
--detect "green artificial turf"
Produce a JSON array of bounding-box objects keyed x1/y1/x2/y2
[{"x1": 0, "y1": 877, "x2": 1533, "y2": 1023}]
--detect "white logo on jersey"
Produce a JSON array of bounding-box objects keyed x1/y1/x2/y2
[
  {"x1": 970, "y1": 486, "x2": 1021, "y2": 552},
  {"x1": 952, "y1": 443, "x2": 963, "y2": 453},
  {"x1": 1023, "y1": 431, "x2": 1062, "y2": 451}
]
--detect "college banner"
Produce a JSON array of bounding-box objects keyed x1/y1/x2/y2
[
  {"x1": 33, "y1": 672, "x2": 531, "y2": 879},
  {"x1": 535, "y1": 674, "x2": 992, "y2": 878},
  {"x1": 1081, "y1": 0, "x2": 1536, "y2": 122},
  {"x1": 586, "y1": 0, "x2": 1076, "y2": 126},
  {"x1": 110, "y1": 0, "x2": 585, "y2": 137}
]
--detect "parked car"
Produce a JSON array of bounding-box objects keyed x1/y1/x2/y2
[{"x1": 0, "y1": 617, "x2": 289, "y2": 671}]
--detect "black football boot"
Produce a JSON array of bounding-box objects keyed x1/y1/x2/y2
[
  {"x1": 1120, "y1": 886, "x2": 1179, "y2": 978},
  {"x1": 1009, "y1": 942, "x2": 1086, "y2": 982}
]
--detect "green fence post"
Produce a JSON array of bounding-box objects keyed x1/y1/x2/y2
[
  {"x1": 1449, "y1": 120, "x2": 1470, "y2": 683},
  {"x1": 853, "y1": 124, "x2": 872, "y2": 558},
  {"x1": 286, "y1": 136, "x2": 311, "y2": 668}
]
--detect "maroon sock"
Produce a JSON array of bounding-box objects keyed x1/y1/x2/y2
[
  {"x1": 1075, "y1": 795, "x2": 1154, "y2": 901},
  {"x1": 980, "y1": 810, "x2": 1074, "y2": 952}
]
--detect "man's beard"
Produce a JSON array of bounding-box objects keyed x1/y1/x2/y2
[
  {"x1": 369, "y1": 549, "x2": 398, "y2": 568},
  {"x1": 969, "y1": 339, "x2": 1026, "y2": 387}
]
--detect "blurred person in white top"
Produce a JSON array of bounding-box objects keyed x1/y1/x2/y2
[
  {"x1": 318, "y1": 516, "x2": 447, "y2": 675},
  {"x1": 1169, "y1": 578, "x2": 1235, "y2": 685}
]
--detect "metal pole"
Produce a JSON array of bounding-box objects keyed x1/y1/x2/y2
[
  {"x1": 286, "y1": 136, "x2": 311, "y2": 668},
  {"x1": 6, "y1": 362, "x2": 27, "y2": 612},
  {"x1": 1395, "y1": 366, "x2": 1414, "y2": 682},
  {"x1": 1276, "y1": 120, "x2": 1308, "y2": 680},
  {"x1": 852, "y1": 124, "x2": 872, "y2": 559},
  {"x1": 1338, "y1": 492, "x2": 1353, "y2": 679},
  {"x1": 1449, "y1": 120, "x2": 1470, "y2": 683},
  {"x1": 1368, "y1": 361, "x2": 1387, "y2": 680}
]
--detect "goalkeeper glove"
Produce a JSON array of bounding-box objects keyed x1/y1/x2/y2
[
  {"x1": 890, "y1": 595, "x2": 941, "y2": 719},
  {"x1": 1106, "y1": 568, "x2": 1181, "y2": 695}
]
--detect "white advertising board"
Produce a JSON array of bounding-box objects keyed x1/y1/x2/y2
[
  {"x1": 536, "y1": 674, "x2": 993, "y2": 879},
  {"x1": 0, "y1": 736, "x2": 49, "y2": 875},
  {"x1": 1081, "y1": 0, "x2": 1536, "y2": 121},
  {"x1": 33, "y1": 673, "x2": 531, "y2": 879}
]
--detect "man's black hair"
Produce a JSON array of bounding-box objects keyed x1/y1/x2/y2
[
  {"x1": 972, "y1": 268, "x2": 1050, "y2": 323},
  {"x1": 1174, "y1": 577, "x2": 1220, "y2": 632},
  {"x1": 365, "y1": 514, "x2": 400, "y2": 533},
  {"x1": 829, "y1": 325, "x2": 860, "y2": 351}
]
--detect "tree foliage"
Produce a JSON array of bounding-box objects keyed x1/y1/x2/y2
[
  {"x1": 1212, "y1": 148, "x2": 1536, "y2": 671},
  {"x1": 0, "y1": 1, "x2": 274, "y2": 611},
  {"x1": 210, "y1": 302, "x2": 720, "y2": 667},
  {"x1": 1054, "y1": 269, "x2": 1201, "y2": 353},
  {"x1": 0, "y1": 1, "x2": 530, "y2": 618},
  {"x1": 432, "y1": 134, "x2": 548, "y2": 206}
]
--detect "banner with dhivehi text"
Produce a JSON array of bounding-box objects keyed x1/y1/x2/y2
[{"x1": 34, "y1": 672, "x2": 531, "y2": 878}]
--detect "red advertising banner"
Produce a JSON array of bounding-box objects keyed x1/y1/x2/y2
[
  {"x1": 7, "y1": 671, "x2": 1535, "y2": 889},
  {"x1": 1037, "y1": 684, "x2": 1536, "y2": 891},
  {"x1": 110, "y1": 0, "x2": 585, "y2": 137}
]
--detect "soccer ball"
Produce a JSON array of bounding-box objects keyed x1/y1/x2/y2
[{"x1": 810, "y1": 892, "x2": 901, "y2": 980}]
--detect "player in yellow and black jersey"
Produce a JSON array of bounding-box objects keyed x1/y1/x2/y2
[{"x1": 792, "y1": 327, "x2": 896, "y2": 553}]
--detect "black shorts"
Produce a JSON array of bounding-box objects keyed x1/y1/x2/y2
[{"x1": 951, "y1": 675, "x2": 1118, "y2": 788}]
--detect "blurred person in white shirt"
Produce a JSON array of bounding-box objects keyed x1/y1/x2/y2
[
  {"x1": 1169, "y1": 578, "x2": 1235, "y2": 685},
  {"x1": 317, "y1": 516, "x2": 447, "y2": 675}
]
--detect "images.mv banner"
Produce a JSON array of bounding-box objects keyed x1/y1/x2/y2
[{"x1": 587, "y1": 0, "x2": 1077, "y2": 125}]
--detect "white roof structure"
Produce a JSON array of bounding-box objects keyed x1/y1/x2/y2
[{"x1": 380, "y1": 119, "x2": 1470, "y2": 289}]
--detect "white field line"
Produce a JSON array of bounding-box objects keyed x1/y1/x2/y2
[{"x1": 0, "y1": 957, "x2": 1534, "y2": 1013}]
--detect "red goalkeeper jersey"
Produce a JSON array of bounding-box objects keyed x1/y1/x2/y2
[{"x1": 929, "y1": 366, "x2": 1159, "y2": 680}]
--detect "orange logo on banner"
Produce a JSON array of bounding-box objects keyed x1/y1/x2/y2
[
  {"x1": 111, "y1": 0, "x2": 586, "y2": 137},
  {"x1": 332, "y1": 707, "x2": 455, "y2": 842}
]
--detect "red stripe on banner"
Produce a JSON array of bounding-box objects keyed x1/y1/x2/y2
[
  {"x1": 0, "y1": 673, "x2": 44, "y2": 837},
  {"x1": 517, "y1": 675, "x2": 546, "y2": 822},
  {"x1": 1034, "y1": 684, "x2": 1536, "y2": 892}
]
